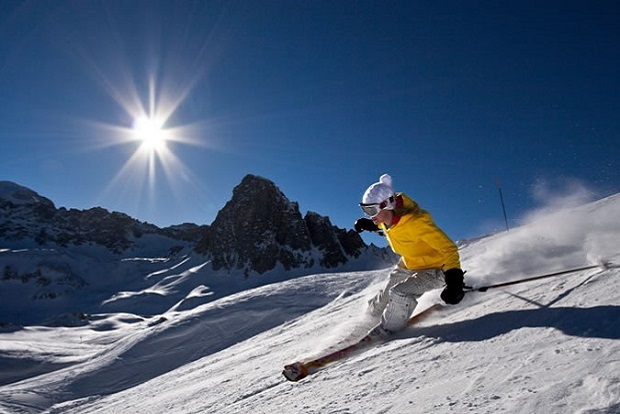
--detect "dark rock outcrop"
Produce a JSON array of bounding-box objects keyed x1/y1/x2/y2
[{"x1": 195, "y1": 174, "x2": 370, "y2": 274}]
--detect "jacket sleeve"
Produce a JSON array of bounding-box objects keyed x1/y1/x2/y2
[{"x1": 418, "y1": 215, "x2": 461, "y2": 270}]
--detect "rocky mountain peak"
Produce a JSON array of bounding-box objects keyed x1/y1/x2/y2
[
  {"x1": 0, "y1": 181, "x2": 55, "y2": 210},
  {"x1": 196, "y1": 174, "x2": 370, "y2": 275}
]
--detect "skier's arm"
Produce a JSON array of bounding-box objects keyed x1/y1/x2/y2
[{"x1": 417, "y1": 218, "x2": 460, "y2": 270}]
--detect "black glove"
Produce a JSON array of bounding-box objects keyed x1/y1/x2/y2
[
  {"x1": 354, "y1": 218, "x2": 379, "y2": 233},
  {"x1": 441, "y1": 268, "x2": 465, "y2": 305}
]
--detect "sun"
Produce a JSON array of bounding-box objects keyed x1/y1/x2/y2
[{"x1": 132, "y1": 116, "x2": 168, "y2": 152}]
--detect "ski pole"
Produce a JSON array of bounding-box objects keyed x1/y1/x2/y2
[{"x1": 465, "y1": 262, "x2": 615, "y2": 293}]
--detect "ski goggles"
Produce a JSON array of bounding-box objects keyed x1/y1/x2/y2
[{"x1": 359, "y1": 196, "x2": 394, "y2": 217}]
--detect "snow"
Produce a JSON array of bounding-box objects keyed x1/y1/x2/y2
[{"x1": 1, "y1": 194, "x2": 620, "y2": 414}]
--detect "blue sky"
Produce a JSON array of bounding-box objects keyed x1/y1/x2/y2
[{"x1": 1, "y1": 1, "x2": 619, "y2": 244}]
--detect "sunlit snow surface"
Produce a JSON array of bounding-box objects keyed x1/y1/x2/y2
[{"x1": 1, "y1": 194, "x2": 619, "y2": 414}]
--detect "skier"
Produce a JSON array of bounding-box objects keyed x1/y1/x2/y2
[{"x1": 355, "y1": 174, "x2": 465, "y2": 338}]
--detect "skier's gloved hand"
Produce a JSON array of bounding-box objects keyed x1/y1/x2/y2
[
  {"x1": 354, "y1": 218, "x2": 379, "y2": 233},
  {"x1": 441, "y1": 268, "x2": 465, "y2": 305}
]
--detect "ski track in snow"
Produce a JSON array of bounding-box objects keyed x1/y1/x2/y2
[{"x1": 0, "y1": 194, "x2": 619, "y2": 414}]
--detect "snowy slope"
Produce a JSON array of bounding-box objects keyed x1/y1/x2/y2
[{"x1": 0, "y1": 194, "x2": 619, "y2": 414}]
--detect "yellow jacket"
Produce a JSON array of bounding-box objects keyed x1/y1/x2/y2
[{"x1": 379, "y1": 193, "x2": 461, "y2": 271}]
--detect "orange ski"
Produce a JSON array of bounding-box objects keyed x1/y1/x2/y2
[{"x1": 282, "y1": 304, "x2": 442, "y2": 382}]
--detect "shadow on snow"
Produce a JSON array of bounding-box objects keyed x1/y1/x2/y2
[{"x1": 410, "y1": 305, "x2": 620, "y2": 342}]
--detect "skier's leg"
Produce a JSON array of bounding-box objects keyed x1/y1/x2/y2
[
  {"x1": 391, "y1": 268, "x2": 446, "y2": 298},
  {"x1": 380, "y1": 290, "x2": 417, "y2": 332},
  {"x1": 367, "y1": 266, "x2": 411, "y2": 317},
  {"x1": 370, "y1": 269, "x2": 445, "y2": 337}
]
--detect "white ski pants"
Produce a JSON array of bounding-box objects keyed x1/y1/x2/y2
[{"x1": 368, "y1": 266, "x2": 445, "y2": 332}]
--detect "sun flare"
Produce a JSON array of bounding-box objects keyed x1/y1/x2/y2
[
  {"x1": 84, "y1": 52, "x2": 211, "y2": 208},
  {"x1": 132, "y1": 116, "x2": 167, "y2": 152}
]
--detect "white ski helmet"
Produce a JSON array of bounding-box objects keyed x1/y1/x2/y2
[{"x1": 361, "y1": 174, "x2": 395, "y2": 209}]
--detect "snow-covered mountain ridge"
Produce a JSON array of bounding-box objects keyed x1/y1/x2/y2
[
  {"x1": 0, "y1": 177, "x2": 393, "y2": 327},
  {"x1": 0, "y1": 192, "x2": 618, "y2": 413}
]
